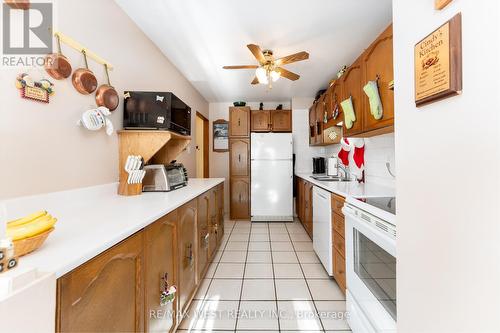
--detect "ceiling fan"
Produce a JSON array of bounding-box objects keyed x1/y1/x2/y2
[{"x1": 223, "y1": 44, "x2": 309, "y2": 89}]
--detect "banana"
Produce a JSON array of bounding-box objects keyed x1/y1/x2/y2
[
  {"x1": 7, "y1": 216, "x2": 57, "y2": 241},
  {"x1": 7, "y1": 210, "x2": 47, "y2": 228}
]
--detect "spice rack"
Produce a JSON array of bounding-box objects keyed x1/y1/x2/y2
[{"x1": 118, "y1": 130, "x2": 191, "y2": 196}]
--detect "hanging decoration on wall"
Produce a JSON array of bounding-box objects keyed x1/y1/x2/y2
[
  {"x1": 159, "y1": 273, "x2": 177, "y2": 306},
  {"x1": 15, "y1": 73, "x2": 54, "y2": 103},
  {"x1": 213, "y1": 119, "x2": 229, "y2": 152},
  {"x1": 414, "y1": 13, "x2": 462, "y2": 107},
  {"x1": 77, "y1": 106, "x2": 114, "y2": 136},
  {"x1": 337, "y1": 138, "x2": 351, "y2": 166}
]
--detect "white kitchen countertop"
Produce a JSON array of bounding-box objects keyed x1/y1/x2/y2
[
  {"x1": 295, "y1": 173, "x2": 395, "y2": 198},
  {"x1": 2, "y1": 178, "x2": 224, "y2": 278}
]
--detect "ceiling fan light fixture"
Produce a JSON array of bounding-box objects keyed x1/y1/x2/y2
[
  {"x1": 270, "y1": 70, "x2": 281, "y2": 82},
  {"x1": 256, "y1": 67, "x2": 268, "y2": 84}
]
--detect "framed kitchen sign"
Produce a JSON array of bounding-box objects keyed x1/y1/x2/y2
[
  {"x1": 213, "y1": 119, "x2": 229, "y2": 152},
  {"x1": 414, "y1": 13, "x2": 462, "y2": 107}
]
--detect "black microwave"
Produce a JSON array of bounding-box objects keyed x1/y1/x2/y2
[{"x1": 123, "y1": 91, "x2": 191, "y2": 135}]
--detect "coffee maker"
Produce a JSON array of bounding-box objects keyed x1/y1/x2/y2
[{"x1": 312, "y1": 157, "x2": 326, "y2": 174}]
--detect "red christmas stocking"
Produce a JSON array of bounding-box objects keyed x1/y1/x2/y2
[{"x1": 353, "y1": 145, "x2": 365, "y2": 169}]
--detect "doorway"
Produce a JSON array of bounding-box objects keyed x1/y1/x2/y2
[{"x1": 195, "y1": 112, "x2": 209, "y2": 178}]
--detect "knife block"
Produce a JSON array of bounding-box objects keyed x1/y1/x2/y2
[{"x1": 117, "y1": 130, "x2": 191, "y2": 196}]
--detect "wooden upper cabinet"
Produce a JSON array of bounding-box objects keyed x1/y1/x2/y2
[
  {"x1": 271, "y1": 110, "x2": 292, "y2": 132},
  {"x1": 57, "y1": 232, "x2": 144, "y2": 333},
  {"x1": 197, "y1": 192, "x2": 210, "y2": 279},
  {"x1": 177, "y1": 200, "x2": 198, "y2": 313},
  {"x1": 144, "y1": 212, "x2": 178, "y2": 333},
  {"x1": 251, "y1": 110, "x2": 271, "y2": 132},
  {"x1": 230, "y1": 178, "x2": 250, "y2": 220},
  {"x1": 229, "y1": 106, "x2": 250, "y2": 137},
  {"x1": 229, "y1": 138, "x2": 250, "y2": 177},
  {"x1": 342, "y1": 55, "x2": 364, "y2": 137},
  {"x1": 362, "y1": 24, "x2": 394, "y2": 132},
  {"x1": 315, "y1": 95, "x2": 325, "y2": 144},
  {"x1": 309, "y1": 106, "x2": 316, "y2": 145}
]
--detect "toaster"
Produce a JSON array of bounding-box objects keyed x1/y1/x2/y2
[{"x1": 142, "y1": 162, "x2": 188, "y2": 192}]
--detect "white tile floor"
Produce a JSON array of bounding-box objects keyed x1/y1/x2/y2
[{"x1": 178, "y1": 218, "x2": 351, "y2": 333}]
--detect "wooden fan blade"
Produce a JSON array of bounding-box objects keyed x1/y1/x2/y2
[
  {"x1": 251, "y1": 76, "x2": 259, "y2": 85},
  {"x1": 247, "y1": 44, "x2": 266, "y2": 64},
  {"x1": 223, "y1": 65, "x2": 258, "y2": 69},
  {"x1": 277, "y1": 67, "x2": 300, "y2": 81},
  {"x1": 276, "y1": 51, "x2": 309, "y2": 66}
]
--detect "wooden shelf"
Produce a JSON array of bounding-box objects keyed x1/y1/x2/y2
[{"x1": 117, "y1": 130, "x2": 191, "y2": 196}]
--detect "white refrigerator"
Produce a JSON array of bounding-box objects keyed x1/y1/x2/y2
[{"x1": 251, "y1": 133, "x2": 293, "y2": 222}]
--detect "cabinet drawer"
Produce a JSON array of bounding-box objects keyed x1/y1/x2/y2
[
  {"x1": 331, "y1": 194, "x2": 345, "y2": 215},
  {"x1": 332, "y1": 213, "x2": 345, "y2": 238},
  {"x1": 333, "y1": 249, "x2": 346, "y2": 292},
  {"x1": 333, "y1": 230, "x2": 345, "y2": 257}
]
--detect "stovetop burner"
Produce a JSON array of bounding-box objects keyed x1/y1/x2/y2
[{"x1": 357, "y1": 197, "x2": 396, "y2": 215}]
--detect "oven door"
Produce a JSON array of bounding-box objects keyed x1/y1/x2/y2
[{"x1": 344, "y1": 205, "x2": 396, "y2": 332}]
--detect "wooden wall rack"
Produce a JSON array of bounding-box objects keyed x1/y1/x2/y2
[
  {"x1": 118, "y1": 130, "x2": 191, "y2": 196},
  {"x1": 54, "y1": 31, "x2": 113, "y2": 69}
]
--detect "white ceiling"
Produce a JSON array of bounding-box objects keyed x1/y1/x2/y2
[{"x1": 116, "y1": 0, "x2": 392, "y2": 103}]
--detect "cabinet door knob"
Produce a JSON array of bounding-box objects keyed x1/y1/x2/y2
[
  {"x1": 238, "y1": 154, "x2": 241, "y2": 163},
  {"x1": 238, "y1": 119, "x2": 241, "y2": 126}
]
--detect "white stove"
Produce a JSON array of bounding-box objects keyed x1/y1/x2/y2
[{"x1": 343, "y1": 196, "x2": 397, "y2": 333}]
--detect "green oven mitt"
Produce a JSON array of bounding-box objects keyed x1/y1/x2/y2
[
  {"x1": 363, "y1": 80, "x2": 383, "y2": 120},
  {"x1": 340, "y1": 96, "x2": 356, "y2": 129}
]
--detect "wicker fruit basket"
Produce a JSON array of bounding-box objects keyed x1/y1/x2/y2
[{"x1": 13, "y1": 228, "x2": 54, "y2": 257}]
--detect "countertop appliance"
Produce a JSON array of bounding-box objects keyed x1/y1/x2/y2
[
  {"x1": 312, "y1": 186, "x2": 333, "y2": 275},
  {"x1": 312, "y1": 157, "x2": 326, "y2": 174},
  {"x1": 251, "y1": 133, "x2": 293, "y2": 222},
  {"x1": 343, "y1": 196, "x2": 396, "y2": 333},
  {"x1": 123, "y1": 91, "x2": 191, "y2": 135},
  {"x1": 327, "y1": 157, "x2": 339, "y2": 176},
  {"x1": 142, "y1": 162, "x2": 188, "y2": 192}
]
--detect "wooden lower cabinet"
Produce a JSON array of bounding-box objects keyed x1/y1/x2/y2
[
  {"x1": 230, "y1": 177, "x2": 250, "y2": 220},
  {"x1": 333, "y1": 248, "x2": 346, "y2": 291},
  {"x1": 296, "y1": 178, "x2": 313, "y2": 239},
  {"x1": 56, "y1": 184, "x2": 225, "y2": 333},
  {"x1": 216, "y1": 184, "x2": 224, "y2": 244},
  {"x1": 144, "y1": 212, "x2": 178, "y2": 333},
  {"x1": 57, "y1": 233, "x2": 145, "y2": 333},
  {"x1": 207, "y1": 188, "x2": 218, "y2": 258},
  {"x1": 177, "y1": 200, "x2": 198, "y2": 313},
  {"x1": 331, "y1": 194, "x2": 346, "y2": 293},
  {"x1": 197, "y1": 192, "x2": 210, "y2": 280}
]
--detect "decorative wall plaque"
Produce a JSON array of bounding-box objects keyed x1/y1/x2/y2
[
  {"x1": 414, "y1": 13, "x2": 462, "y2": 107},
  {"x1": 213, "y1": 119, "x2": 229, "y2": 152}
]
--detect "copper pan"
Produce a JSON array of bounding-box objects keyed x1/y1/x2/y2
[
  {"x1": 95, "y1": 64, "x2": 119, "y2": 111},
  {"x1": 72, "y1": 50, "x2": 97, "y2": 95},
  {"x1": 45, "y1": 35, "x2": 72, "y2": 80},
  {"x1": 4, "y1": 0, "x2": 30, "y2": 10}
]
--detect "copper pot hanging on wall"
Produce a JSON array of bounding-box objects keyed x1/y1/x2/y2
[
  {"x1": 45, "y1": 35, "x2": 72, "y2": 80},
  {"x1": 72, "y1": 50, "x2": 98, "y2": 95},
  {"x1": 95, "y1": 64, "x2": 119, "y2": 111}
]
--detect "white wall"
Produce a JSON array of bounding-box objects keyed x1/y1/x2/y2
[
  {"x1": 393, "y1": 0, "x2": 500, "y2": 331},
  {"x1": 209, "y1": 101, "x2": 291, "y2": 212},
  {"x1": 0, "y1": 0, "x2": 208, "y2": 199},
  {"x1": 291, "y1": 98, "x2": 396, "y2": 187}
]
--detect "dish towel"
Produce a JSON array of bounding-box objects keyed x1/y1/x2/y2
[
  {"x1": 340, "y1": 96, "x2": 356, "y2": 129},
  {"x1": 363, "y1": 80, "x2": 383, "y2": 120}
]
